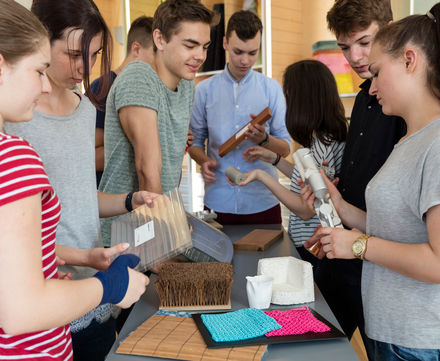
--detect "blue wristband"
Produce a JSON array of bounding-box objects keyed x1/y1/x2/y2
[{"x1": 93, "y1": 254, "x2": 140, "y2": 305}]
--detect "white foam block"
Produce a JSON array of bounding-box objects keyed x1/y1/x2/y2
[{"x1": 257, "y1": 256, "x2": 315, "y2": 305}]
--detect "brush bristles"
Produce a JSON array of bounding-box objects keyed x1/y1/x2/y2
[{"x1": 155, "y1": 262, "x2": 234, "y2": 307}]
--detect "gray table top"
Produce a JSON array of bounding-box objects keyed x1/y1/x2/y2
[{"x1": 106, "y1": 224, "x2": 359, "y2": 361}]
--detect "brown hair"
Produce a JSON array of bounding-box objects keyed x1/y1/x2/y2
[
  {"x1": 327, "y1": 0, "x2": 393, "y2": 38},
  {"x1": 152, "y1": 0, "x2": 218, "y2": 51},
  {"x1": 374, "y1": 3, "x2": 440, "y2": 100},
  {"x1": 126, "y1": 16, "x2": 153, "y2": 54},
  {"x1": 283, "y1": 60, "x2": 347, "y2": 148},
  {"x1": 226, "y1": 10, "x2": 262, "y2": 41},
  {"x1": 32, "y1": 0, "x2": 112, "y2": 107},
  {"x1": 0, "y1": 0, "x2": 48, "y2": 64}
]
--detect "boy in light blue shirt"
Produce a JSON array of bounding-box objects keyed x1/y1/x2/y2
[{"x1": 189, "y1": 10, "x2": 290, "y2": 224}]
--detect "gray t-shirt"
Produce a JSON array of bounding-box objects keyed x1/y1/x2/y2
[
  {"x1": 364, "y1": 117, "x2": 440, "y2": 348},
  {"x1": 99, "y1": 61, "x2": 194, "y2": 245},
  {"x1": 4, "y1": 96, "x2": 115, "y2": 332}
]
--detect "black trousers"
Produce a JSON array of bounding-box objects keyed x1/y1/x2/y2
[
  {"x1": 71, "y1": 317, "x2": 116, "y2": 361},
  {"x1": 314, "y1": 258, "x2": 374, "y2": 360}
]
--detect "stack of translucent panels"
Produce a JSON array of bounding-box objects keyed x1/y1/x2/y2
[{"x1": 110, "y1": 188, "x2": 192, "y2": 272}]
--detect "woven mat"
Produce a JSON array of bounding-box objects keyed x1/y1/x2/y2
[{"x1": 116, "y1": 314, "x2": 267, "y2": 361}]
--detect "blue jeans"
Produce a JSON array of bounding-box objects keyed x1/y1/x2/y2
[{"x1": 373, "y1": 340, "x2": 440, "y2": 361}]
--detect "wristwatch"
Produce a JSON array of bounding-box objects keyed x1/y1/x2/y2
[
  {"x1": 258, "y1": 133, "x2": 269, "y2": 146},
  {"x1": 352, "y1": 233, "x2": 371, "y2": 260}
]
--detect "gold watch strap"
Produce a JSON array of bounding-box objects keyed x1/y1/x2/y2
[{"x1": 358, "y1": 233, "x2": 371, "y2": 260}]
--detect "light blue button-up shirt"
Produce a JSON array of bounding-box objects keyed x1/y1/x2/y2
[{"x1": 190, "y1": 65, "x2": 290, "y2": 214}]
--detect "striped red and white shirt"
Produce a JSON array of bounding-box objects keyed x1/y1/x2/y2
[{"x1": 0, "y1": 132, "x2": 73, "y2": 361}]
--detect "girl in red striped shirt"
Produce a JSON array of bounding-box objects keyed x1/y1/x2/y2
[{"x1": 0, "y1": 1, "x2": 151, "y2": 360}]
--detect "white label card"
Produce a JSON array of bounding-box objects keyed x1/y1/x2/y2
[
  {"x1": 134, "y1": 221, "x2": 155, "y2": 247},
  {"x1": 236, "y1": 124, "x2": 249, "y2": 139}
]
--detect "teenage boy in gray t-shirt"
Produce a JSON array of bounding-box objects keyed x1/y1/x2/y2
[{"x1": 99, "y1": 0, "x2": 218, "y2": 246}]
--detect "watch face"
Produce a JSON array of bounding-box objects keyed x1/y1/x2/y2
[{"x1": 352, "y1": 241, "x2": 364, "y2": 256}]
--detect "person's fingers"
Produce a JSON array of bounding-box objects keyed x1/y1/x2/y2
[
  {"x1": 56, "y1": 255, "x2": 66, "y2": 266},
  {"x1": 105, "y1": 243, "x2": 129, "y2": 259}
]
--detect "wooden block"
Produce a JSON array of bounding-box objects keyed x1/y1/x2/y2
[
  {"x1": 233, "y1": 229, "x2": 283, "y2": 251},
  {"x1": 206, "y1": 218, "x2": 223, "y2": 229},
  {"x1": 218, "y1": 107, "x2": 272, "y2": 157}
]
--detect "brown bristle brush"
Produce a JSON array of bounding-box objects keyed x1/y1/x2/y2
[{"x1": 155, "y1": 262, "x2": 234, "y2": 310}]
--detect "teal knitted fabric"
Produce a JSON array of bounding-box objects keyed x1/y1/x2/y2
[{"x1": 201, "y1": 308, "x2": 281, "y2": 342}]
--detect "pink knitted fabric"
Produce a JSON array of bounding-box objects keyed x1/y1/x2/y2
[{"x1": 264, "y1": 306, "x2": 330, "y2": 337}]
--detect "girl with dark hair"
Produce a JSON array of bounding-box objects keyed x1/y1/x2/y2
[
  {"x1": 239, "y1": 59, "x2": 347, "y2": 263},
  {"x1": 3, "y1": 1, "x2": 158, "y2": 360},
  {"x1": 305, "y1": 3, "x2": 440, "y2": 359},
  {"x1": 0, "y1": 0, "x2": 150, "y2": 360}
]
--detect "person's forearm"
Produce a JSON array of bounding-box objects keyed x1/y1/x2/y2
[
  {"x1": 256, "y1": 170, "x2": 314, "y2": 220},
  {"x1": 264, "y1": 137, "x2": 290, "y2": 157},
  {"x1": 188, "y1": 145, "x2": 212, "y2": 165},
  {"x1": 95, "y1": 146, "x2": 104, "y2": 172},
  {"x1": 137, "y1": 168, "x2": 162, "y2": 194},
  {"x1": 97, "y1": 191, "x2": 132, "y2": 217},
  {"x1": 276, "y1": 158, "x2": 294, "y2": 178},
  {"x1": 338, "y1": 201, "x2": 367, "y2": 231},
  {"x1": 56, "y1": 245, "x2": 89, "y2": 266},
  {"x1": 2, "y1": 277, "x2": 102, "y2": 335},
  {"x1": 135, "y1": 151, "x2": 162, "y2": 193},
  {"x1": 364, "y1": 238, "x2": 440, "y2": 283}
]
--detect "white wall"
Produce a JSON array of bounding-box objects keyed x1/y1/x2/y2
[
  {"x1": 15, "y1": 0, "x2": 32, "y2": 9},
  {"x1": 413, "y1": 0, "x2": 438, "y2": 14}
]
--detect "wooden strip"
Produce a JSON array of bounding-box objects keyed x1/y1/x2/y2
[
  {"x1": 233, "y1": 229, "x2": 283, "y2": 251},
  {"x1": 218, "y1": 107, "x2": 272, "y2": 157}
]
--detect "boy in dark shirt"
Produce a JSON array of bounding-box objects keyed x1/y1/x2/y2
[{"x1": 305, "y1": 1, "x2": 406, "y2": 359}]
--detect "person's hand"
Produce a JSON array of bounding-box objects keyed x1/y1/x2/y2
[
  {"x1": 87, "y1": 243, "x2": 130, "y2": 271},
  {"x1": 318, "y1": 170, "x2": 343, "y2": 214},
  {"x1": 226, "y1": 169, "x2": 259, "y2": 186},
  {"x1": 186, "y1": 129, "x2": 194, "y2": 149},
  {"x1": 243, "y1": 145, "x2": 277, "y2": 163},
  {"x1": 299, "y1": 178, "x2": 316, "y2": 215},
  {"x1": 299, "y1": 170, "x2": 343, "y2": 215},
  {"x1": 117, "y1": 267, "x2": 149, "y2": 309},
  {"x1": 94, "y1": 254, "x2": 149, "y2": 308},
  {"x1": 315, "y1": 227, "x2": 362, "y2": 259},
  {"x1": 201, "y1": 159, "x2": 218, "y2": 185},
  {"x1": 132, "y1": 191, "x2": 161, "y2": 209},
  {"x1": 55, "y1": 256, "x2": 73, "y2": 280},
  {"x1": 245, "y1": 123, "x2": 267, "y2": 144}
]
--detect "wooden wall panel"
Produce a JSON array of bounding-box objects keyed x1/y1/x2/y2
[
  {"x1": 130, "y1": 0, "x2": 157, "y2": 21},
  {"x1": 92, "y1": 0, "x2": 124, "y2": 82},
  {"x1": 270, "y1": 0, "x2": 303, "y2": 84}
]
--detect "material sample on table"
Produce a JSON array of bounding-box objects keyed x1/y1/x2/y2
[
  {"x1": 192, "y1": 307, "x2": 346, "y2": 349},
  {"x1": 200, "y1": 308, "x2": 281, "y2": 342},
  {"x1": 111, "y1": 188, "x2": 192, "y2": 272},
  {"x1": 264, "y1": 306, "x2": 330, "y2": 336},
  {"x1": 233, "y1": 229, "x2": 283, "y2": 251},
  {"x1": 116, "y1": 314, "x2": 267, "y2": 361}
]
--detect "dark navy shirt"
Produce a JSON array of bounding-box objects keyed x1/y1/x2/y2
[
  {"x1": 90, "y1": 71, "x2": 117, "y2": 186},
  {"x1": 337, "y1": 79, "x2": 407, "y2": 211}
]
